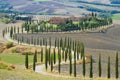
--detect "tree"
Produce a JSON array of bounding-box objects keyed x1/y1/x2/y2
[
  {"x1": 115, "y1": 52, "x2": 119, "y2": 79},
  {"x1": 58, "y1": 49, "x2": 61, "y2": 74},
  {"x1": 2, "y1": 30, "x2": 5, "y2": 38},
  {"x1": 53, "y1": 48, "x2": 56, "y2": 64},
  {"x1": 25, "y1": 52, "x2": 29, "y2": 69},
  {"x1": 17, "y1": 27, "x2": 19, "y2": 33},
  {"x1": 45, "y1": 48, "x2": 48, "y2": 70},
  {"x1": 55, "y1": 38, "x2": 57, "y2": 48},
  {"x1": 10, "y1": 27, "x2": 13, "y2": 38},
  {"x1": 33, "y1": 51, "x2": 36, "y2": 71},
  {"x1": 51, "y1": 53, "x2": 53, "y2": 72},
  {"x1": 83, "y1": 56, "x2": 86, "y2": 77},
  {"x1": 34, "y1": 50, "x2": 37, "y2": 63},
  {"x1": 107, "y1": 56, "x2": 110, "y2": 78},
  {"x1": 41, "y1": 48, "x2": 43, "y2": 62},
  {"x1": 74, "y1": 48, "x2": 76, "y2": 77},
  {"x1": 21, "y1": 26, "x2": 23, "y2": 33},
  {"x1": 48, "y1": 48, "x2": 51, "y2": 66},
  {"x1": 14, "y1": 26, "x2": 16, "y2": 34},
  {"x1": 98, "y1": 54, "x2": 102, "y2": 77},
  {"x1": 80, "y1": 42, "x2": 84, "y2": 59},
  {"x1": 90, "y1": 56, "x2": 93, "y2": 78},
  {"x1": 69, "y1": 48, "x2": 72, "y2": 76},
  {"x1": 49, "y1": 37, "x2": 51, "y2": 48}
]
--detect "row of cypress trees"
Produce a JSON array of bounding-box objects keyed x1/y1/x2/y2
[{"x1": 3, "y1": 25, "x2": 119, "y2": 79}]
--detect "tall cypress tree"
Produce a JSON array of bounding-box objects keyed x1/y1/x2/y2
[
  {"x1": 33, "y1": 51, "x2": 36, "y2": 71},
  {"x1": 107, "y1": 56, "x2": 110, "y2": 78},
  {"x1": 74, "y1": 46, "x2": 76, "y2": 77},
  {"x1": 45, "y1": 48, "x2": 48, "y2": 70},
  {"x1": 41, "y1": 48, "x2": 43, "y2": 62},
  {"x1": 2, "y1": 30, "x2": 5, "y2": 38},
  {"x1": 55, "y1": 38, "x2": 57, "y2": 48},
  {"x1": 48, "y1": 48, "x2": 51, "y2": 66},
  {"x1": 10, "y1": 27, "x2": 13, "y2": 38},
  {"x1": 90, "y1": 56, "x2": 93, "y2": 78},
  {"x1": 25, "y1": 52, "x2": 29, "y2": 69},
  {"x1": 53, "y1": 48, "x2": 56, "y2": 64},
  {"x1": 58, "y1": 49, "x2": 61, "y2": 74},
  {"x1": 49, "y1": 37, "x2": 51, "y2": 48},
  {"x1": 65, "y1": 49, "x2": 68, "y2": 62},
  {"x1": 14, "y1": 26, "x2": 16, "y2": 34},
  {"x1": 17, "y1": 27, "x2": 19, "y2": 33},
  {"x1": 115, "y1": 52, "x2": 119, "y2": 79},
  {"x1": 83, "y1": 55, "x2": 86, "y2": 77},
  {"x1": 69, "y1": 48, "x2": 72, "y2": 76},
  {"x1": 80, "y1": 42, "x2": 84, "y2": 59},
  {"x1": 34, "y1": 50, "x2": 37, "y2": 63},
  {"x1": 21, "y1": 26, "x2": 23, "y2": 33},
  {"x1": 51, "y1": 53, "x2": 53, "y2": 72},
  {"x1": 98, "y1": 54, "x2": 102, "y2": 77}
]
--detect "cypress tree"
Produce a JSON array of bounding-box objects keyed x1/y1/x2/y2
[
  {"x1": 25, "y1": 52, "x2": 29, "y2": 69},
  {"x1": 65, "y1": 49, "x2": 68, "y2": 62},
  {"x1": 41, "y1": 48, "x2": 43, "y2": 62},
  {"x1": 45, "y1": 48, "x2": 48, "y2": 70},
  {"x1": 69, "y1": 48, "x2": 72, "y2": 76},
  {"x1": 49, "y1": 37, "x2": 51, "y2": 48},
  {"x1": 57, "y1": 38, "x2": 60, "y2": 49},
  {"x1": 33, "y1": 51, "x2": 36, "y2": 71},
  {"x1": 60, "y1": 38, "x2": 63, "y2": 48},
  {"x1": 51, "y1": 53, "x2": 53, "y2": 72},
  {"x1": 14, "y1": 26, "x2": 16, "y2": 34},
  {"x1": 53, "y1": 48, "x2": 56, "y2": 64},
  {"x1": 107, "y1": 56, "x2": 110, "y2": 78},
  {"x1": 98, "y1": 54, "x2": 102, "y2": 77},
  {"x1": 58, "y1": 49, "x2": 61, "y2": 74},
  {"x1": 115, "y1": 52, "x2": 119, "y2": 79},
  {"x1": 48, "y1": 48, "x2": 51, "y2": 66},
  {"x1": 80, "y1": 42, "x2": 84, "y2": 59},
  {"x1": 64, "y1": 37, "x2": 67, "y2": 48},
  {"x1": 21, "y1": 26, "x2": 23, "y2": 33},
  {"x1": 2, "y1": 30, "x2": 5, "y2": 38},
  {"x1": 55, "y1": 38, "x2": 57, "y2": 48},
  {"x1": 74, "y1": 46, "x2": 76, "y2": 77},
  {"x1": 83, "y1": 55, "x2": 86, "y2": 77},
  {"x1": 10, "y1": 27, "x2": 13, "y2": 38},
  {"x1": 34, "y1": 50, "x2": 37, "y2": 62},
  {"x1": 90, "y1": 56, "x2": 93, "y2": 78},
  {"x1": 17, "y1": 27, "x2": 19, "y2": 33}
]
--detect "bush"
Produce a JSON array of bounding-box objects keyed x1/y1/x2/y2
[
  {"x1": 11, "y1": 47, "x2": 17, "y2": 53},
  {"x1": 22, "y1": 50, "x2": 34, "y2": 55},
  {"x1": 6, "y1": 42, "x2": 13, "y2": 49}
]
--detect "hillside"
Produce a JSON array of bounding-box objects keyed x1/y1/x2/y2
[{"x1": 0, "y1": 0, "x2": 119, "y2": 15}]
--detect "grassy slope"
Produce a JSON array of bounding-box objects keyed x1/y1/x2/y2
[
  {"x1": 0, "y1": 69, "x2": 113, "y2": 80},
  {"x1": 0, "y1": 53, "x2": 116, "y2": 80},
  {"x1": 112, "y1": 14, "x2": 120, "y2": 20},
  {"x1": 0, "y1": 53, "x2": 40, "y2": 64}
]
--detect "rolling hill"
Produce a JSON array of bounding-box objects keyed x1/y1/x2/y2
[{"x1": 1, "y1": 0, "x2": 120, "y2": 15}]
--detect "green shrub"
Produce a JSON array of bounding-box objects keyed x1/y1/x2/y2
[
  {"x1": 6, "y1": 42, "x2": 13, "y2": 48},
  {"x1": 11, "y1": 47, "x2": 17, "y2": 53},
  {"x1": 22, "y1": 50, "x2": 34, "y2": 55}
]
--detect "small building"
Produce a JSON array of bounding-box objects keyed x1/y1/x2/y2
[{"x1": 49, "y1": 17, "x2": 68, "y2": 25}]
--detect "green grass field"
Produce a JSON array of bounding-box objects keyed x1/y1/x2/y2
[
  {"x1": 112, "y1": 14, "x2": 120, "y2": 20},
  {"x1": 0, "y1": 53, "x2": 40, "y2": 64}
]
